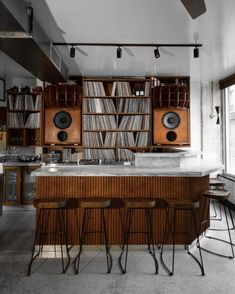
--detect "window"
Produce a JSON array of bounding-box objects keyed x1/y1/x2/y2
[{"x1": 225, "y1": 85, "x2": 235, "y2": 175}]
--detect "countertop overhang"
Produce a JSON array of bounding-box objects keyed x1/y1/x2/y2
[
  {"x1": 32, "y1": 161, "x2": 223, "y2": 177},
  {"x1": 0, "y1": 162, "x2": 41, "y2": 174}
]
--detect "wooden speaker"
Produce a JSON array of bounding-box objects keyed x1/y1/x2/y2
[
  {"x1": 44, "y1": 108, "x2": 81, "y2": 145},
  {"x1": 153, "y1": 108, "x2": 190, "y2": 145}
]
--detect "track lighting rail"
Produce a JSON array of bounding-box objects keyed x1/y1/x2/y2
[
  {"x1": 52, "y1": 42, "x2": 202, "y2": 59},
  {"x1": 53, "y1": 42, "x2": 202, "y2": 48}
]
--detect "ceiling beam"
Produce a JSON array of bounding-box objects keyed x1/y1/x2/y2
[{"x1": 0, "y1": 0, "x2": 68, "y2": 83}]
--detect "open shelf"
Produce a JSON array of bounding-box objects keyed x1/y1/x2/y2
[
  {"x1": 82, "y1": 77, "x2": 152, "y2": 161},
  {"x1": 7, "y1": 89, "x2": 43, "y2": 146}
]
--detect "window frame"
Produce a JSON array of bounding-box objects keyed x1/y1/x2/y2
[{"x1": 223, "y1": 86, "x2": 235, "y2": 177}]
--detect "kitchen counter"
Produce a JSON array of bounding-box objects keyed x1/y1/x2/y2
[
  {"x1": 33, "y1": 159, "x2": 220, "y2": 245},
  {"x1": 32, "y1": 160, "x2": 222, "y2": 177},
  {"x1": 3, "y1": 162, "x2": 41, "y2": 167}
]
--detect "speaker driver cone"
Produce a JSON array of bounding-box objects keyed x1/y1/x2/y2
[
  {"x1": 57, "y1": 131, "x2": 68, "y2": 142},
  {"x1": 53, "y1": 111, "x2": 72, "y2": 129},
  {"x1": 166, "y1": 131, "x2": 177, "y2": 142},
  {"x1": 162, "y1": 112, "x2": 180, "y2": 129}
]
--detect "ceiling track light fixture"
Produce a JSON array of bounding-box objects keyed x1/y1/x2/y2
[
  {"x1": 26, "y1": 4, "x2": 34, "y2": 35},
  {"x1": 70, "y1": 46, "x2": 75, "y2": 58},
  {"x1": 193, "y1": 47, "x2": 199, "y2": 58},
  {"x1": 53, "y1": 42, "x2": 202, "y2": 59},
  {"x1": 154, "y1": 47, "x2": 160, "y2": 58},
  {"x1": 117, "y1": 46, "x2": 122, "y2": 58}
]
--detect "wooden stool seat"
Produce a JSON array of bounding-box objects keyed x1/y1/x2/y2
[
  {"x1": 34, "y1": 198, "x2": 68, "y2": 209},
  {"x1": 209, "y1": 179, "x2": 226, "y2": 188},
  {"x1": 166, "y1": 198, "x2": 200, "y2": 210},
  {"x1": 79, "y1": 198, "x2": 111, "y2": 208},
  {"x1": 122, "y1": 198, "x2": 156, "y2": 209},
  {"x1": 203, "y1": 189, "x2": 230, "y2": 201}
]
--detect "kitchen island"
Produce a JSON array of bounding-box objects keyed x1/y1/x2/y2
[{"x1": 32, "y1": 161, "x2": 222, "y2": 245}]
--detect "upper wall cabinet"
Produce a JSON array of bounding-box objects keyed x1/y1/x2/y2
[
  {"x1": 43, "y1": 84, "x2": 82, "y2": 146},
  {"x1": 7, "y1": 87, "x2": 43, "y2": 146}
]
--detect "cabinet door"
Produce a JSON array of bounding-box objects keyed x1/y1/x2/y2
[
  {"x1": 22, "y1": 166, "x2": 40, "y2": 204},
  {"x1": 3, "y1": 167, "x2": 21, "y2": 205}
]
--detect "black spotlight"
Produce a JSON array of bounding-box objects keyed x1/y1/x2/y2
[
  {"x1": 215, "y1": 106, "x2": 221, "y2": 125},
  {"x1": 193, "y1": 47, "x2": 199, "y2": 58},
  {"x1": 117, "y1": 46, "x2": 122, "y2": 58},
  {"x1": 70, "y1": 46, "x2": 75, "y2": 58},
  {"x1": 154, "y1": 47, "x2": 160, "y2": 58}
]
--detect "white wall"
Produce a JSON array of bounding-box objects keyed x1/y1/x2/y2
[
  {"x1": 201, "y1": 81, "x2": 222, "y2": 162},
  {"x1": 190, "y1": 81, "x2": 222, "y2": 162},
  {"x1": 190, "y1": 81, "x2": 201, "y2": 152}
]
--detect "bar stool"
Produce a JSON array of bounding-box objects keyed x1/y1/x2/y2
[
  {"x1": 160, "y1": 198, "x2": 205, "y2": 276},
  {"x1": 209, "y1": 178, "x2": 226, "y2": 189},
  {"x1": 28, "y1": 198, "x2": 70, "y2": 275},
  {"x1": 65, "y1": 198, "x2": 81, "y2": 250},
  {"x1": 199, "y1": 189, "x2": 235, "y2": 259},
  {"x1": 118, "y1": 197, "x2": 158, "y2": 274},
  {"x1": 209, "y1": 178, "x2": 226, "y2": 220},
  {"x1": 73, "y1": 198, "x2": 112, "y2": 274}
]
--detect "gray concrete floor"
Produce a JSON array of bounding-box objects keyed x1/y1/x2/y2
[{"x1": 0, "y1": 205, "x2": 235, "y2": 294}]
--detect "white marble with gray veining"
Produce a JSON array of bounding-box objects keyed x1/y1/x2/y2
[{"x1": 32, "y1": 160, "x2": 223, "y2": 177}]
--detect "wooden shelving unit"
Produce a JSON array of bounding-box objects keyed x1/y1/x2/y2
[
  {"x1": 82, "y1": 77, "x2": 152, "y2": 161},
  {"x1": 7, "y1": 89, "x2": 43, "y2": 146}
]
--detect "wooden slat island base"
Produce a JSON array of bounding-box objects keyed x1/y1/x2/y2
[{"x1": 35, "y1": 171, "x2": 210, "y2": 245}]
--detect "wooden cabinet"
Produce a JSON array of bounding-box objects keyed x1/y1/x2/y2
[
  {"x1": 22, "y1": 166, "x2": 39, "y2": 204},
  {"x1": 44, "y1": 84, "x2": 82, "y2": 146},
  {"x1": 82, "y1": 77, "x2": 152, "y2": 161},
  {"x1": 7, "y1": 89, "x2": 43, "y2": 146},
  {"x1": 3, "y1": 165, "x2": 40, "y2": 205},
  {"x1": 3, "y1": 166, "x2": 21, "y2": 205},
  {"x1": 152, "y1": 76, "x2": 190, "y2": 146}
]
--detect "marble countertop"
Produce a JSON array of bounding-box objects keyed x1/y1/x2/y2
[
  {"x1": 32, "y1": 160, "x2": 223, "y2": 177},
  {"x1": 0, "y1": 162, "x2": 41, "y2": 174},
  {"x1": 2, "y1": 162, "x2": 42, "y2": 167},
  {"x1": 134, "y1": 150, "x2": 199, "y2": 158}
]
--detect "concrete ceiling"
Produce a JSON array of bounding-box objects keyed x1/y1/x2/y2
[
  {"x1": 0, "y1": 50, "x2": 35, "y2": 80},
  {"x1": 3, "y1": 0, "x2": 235, "y2": 82}
]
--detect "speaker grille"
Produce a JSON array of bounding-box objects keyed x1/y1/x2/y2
[
  {"x1": 44, "y1": 108, "x2": 81, "y2": 145},
  {"x1": 166, "y1": 131, "x2": 177, "y2": 142},
  {"x1": 153, "y1": 108, "x2": 190, "y2": 145},
  {"x1": 162, "y1": 112, "x2": 180, "y2": 129},
  {"x1": 53, "y1": 111, "x2": 72, "y2": 129}
]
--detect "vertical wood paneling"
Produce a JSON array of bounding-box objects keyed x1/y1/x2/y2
[{"x1": 36, "y1": 175, "x2": 209, "y2": 245}]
